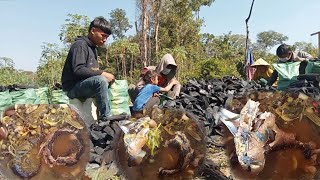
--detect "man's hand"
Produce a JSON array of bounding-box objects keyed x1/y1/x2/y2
[
  {"x1": 295, "y1": 57, "x2": 307, "y2": 61},
  {"x1": 101, "y1": 72, "x2": 115, "y2": 82}
]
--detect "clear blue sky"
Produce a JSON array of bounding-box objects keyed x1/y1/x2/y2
[{"x1": 0, "y1": 0, "x2": 319, "y2": 71}]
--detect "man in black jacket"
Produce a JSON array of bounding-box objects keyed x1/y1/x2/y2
[{"x1": 61, "y1": 16, "x2": 115, "y2": 121}]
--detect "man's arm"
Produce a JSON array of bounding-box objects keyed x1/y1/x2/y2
[
  {"x1": 72, "y1": 46, "x2": 103, "y2": 78},
  {"x1": 136, "y1": 78, "x2": 145, "y2": 90},
  {"x1": 267, "y1": 71, "x2": 278, "y2": 86},
  {"x1": 160, "y1": 79, "x2": 177, "y2": 92},
  {"x1": 296, "y1": 51, "x2": 314, "y2": 61}
]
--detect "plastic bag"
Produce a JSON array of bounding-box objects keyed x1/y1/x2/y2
[
  {"x1": 0, "y1": 90, "x2": 12, "y2": 111},
  {"x1": 119, "y1": 117, "x2": 156, "y2": 161},
  {"x1": 273, "y1": 61, "x2": 300, "y2": 90},
  {"x1": 305, "y1": 60, "x2": 320, "y2": 74},
  {"x1": 109, "y1": 80, "x2": 131, "y2": 116},
  {"x1": 35, "y1": 87, "x2": 50, "y2": 104},
  {"x1": 10, "y1": 88, "x2": 39, "y2": 104},
  {"x1": 51, "y1": 90, "x2": 70, "y2": 104}
]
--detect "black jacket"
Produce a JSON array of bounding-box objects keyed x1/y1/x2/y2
[{"x1": 61, "y1": 36, "x2": 103, "y2": 91}]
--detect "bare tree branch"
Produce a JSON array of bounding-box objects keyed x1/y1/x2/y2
[{"x1": 245, "y1": 0, "x2": 255, "y2": 63}]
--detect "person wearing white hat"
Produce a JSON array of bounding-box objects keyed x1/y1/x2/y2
[{"x1": 251, "y1": 58, "x2": 275, "y2": 86}]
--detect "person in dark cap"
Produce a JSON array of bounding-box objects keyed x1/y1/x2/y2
[
  {"x1": 267, "y1": 44, "x2": 314, "y2": 90},
  {"x1": 61, "y1": 16, "x2": 115, "y2": 121},
  {"x1": 276, "y1": 44, "x2": 313, "y2": 62},
  {"x1": 136, "y1": 54, "x2": 181, "y2": 99}
]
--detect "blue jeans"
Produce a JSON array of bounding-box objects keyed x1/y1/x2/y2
[{"x1": 67, "y1": 75, "x2": 111, "y2": 119}]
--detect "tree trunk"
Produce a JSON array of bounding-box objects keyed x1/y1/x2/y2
[
  {"x1": 148, "y1": 32, "x2": 151, "y2": 66},
  {"x1": 130, "y1": 54, "x2": 133, "y2": 82},
  {"x1": 105, "y1": 46, "x2": 109, "y2": 67},
  {"x1": 122, "y1": 48, "x2": 127, "y2": 78},
  {"x1": 154, "y1": 0, "x2": 162, "y2": 58},
  {"x1": 135, "y1": 20, "x2": 142, "y2": 70},
  {"x1": 116, "y1": 57, "x2": 119, "y2": 76},
  {"x1": 244, "y1": 0, "x2": 255, "y2": 79},
  {"x1": 245, "y1": 0, "x2": 255, "y2": 63},
  {"x1": 139, "y1": 0, "x2": 149, "y2": 67}
]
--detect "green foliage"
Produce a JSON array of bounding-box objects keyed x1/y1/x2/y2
[
  {"x1": 146, "y1": 123, "x2": 162, "y2": 156},
  {"x1": 0, "y1": 67, "x2": 16, "y2": 86},
  {"x1": 253, "y1": 52, "x2": 277, "y2": 64},
  {"x1": 17, "y1": 70, "x2": 36, "y2": 85},
  {"x1": 109, "y1": 8, "x2": 132, "y2": 40},
  {"x1": 151, "y1": 0, "x2": 213, "y2": 83},
  {"x1": 206, "y1": 32, "x2": 246, "y2": 59},
  {"x1": 59, "y1": 14, "x2": 90, "y2": 45},
  {"x1": 159, "y1": 0, "x2": 204, "y2": 49},
  {"x1": 7, "y1": 7, "x2": 317, "y2": 88},
  {"x1": 36, "y1": 43, "x2": 67, "y2": 88},
  {"x1": 107, "y1": 39, "x2": 140, "y2": 81},
  {"x1": 256, "y1": 30, "x2": 288, "y2": 51},
  {"x1": 198, "y1": 57, "x2": 241, "y2": 79},
  {"x1": 0, "y1": 68, "x2": 35, "y2": 86},
  {"x1": 189, "y1": 0, "x2": 215, "y2": 11},
  {"x1": 293, "y1": 41, "x2": 318, "y2": 58},
  {"x1": 0, "y1": 57, "x2": 14, "y2": 68},
  {"x1": 197, "y1": 33, "x2": 246, "y2": 79},
  {"x1": 236, "y1": 61, "x2": 246, "y2": 79},
  {"x1": 0, "y1": 57, "x2": 35, "y2": 86}
]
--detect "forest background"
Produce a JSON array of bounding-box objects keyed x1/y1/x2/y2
[{"x1": 0, "y1": 0, "x2": 318, "y2": 88}]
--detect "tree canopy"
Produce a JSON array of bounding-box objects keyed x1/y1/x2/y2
[{"x1": 1, "y1": 2, "x2": 318, "y2": 88}]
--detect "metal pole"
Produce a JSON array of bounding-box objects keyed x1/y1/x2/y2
[{"x1": 244, "y1": 0, "x2": 255, "y2": 79}]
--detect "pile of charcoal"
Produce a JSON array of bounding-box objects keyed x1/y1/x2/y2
[
  {"x1": 164, "y1": 76, "x2": 320, "y2": 133},
  {"x1": 88, "y1": 119, "x2": 123, "y2": 167},
  {"x1": 0, "y1": 83, "x2": 62, "y2": 92},
  {"x1": 175, "y1": 76, "x2": 273, "y2": 110},
  {"x1": 86, "y1": 76, "x2": 320, "y2": 179},
  {"x1": 85, "y1": 77, "x2": 272, "y2": 177},
  {"x1": 287, "y1": 78, "x2": 320, "y2": 100},
  {"x1": 0, "y1": 84, "x2": 37, "y2": 92},
  {"x1": 161, "y1": 77, "x2": 275, "y2": 136}
]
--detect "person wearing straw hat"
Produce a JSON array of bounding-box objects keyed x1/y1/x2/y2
[{"x1": 251, "y1": 58, "x2": 274, "y2": 86}]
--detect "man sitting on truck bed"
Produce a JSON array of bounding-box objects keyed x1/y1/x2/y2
[{"x1": 61, "y1": 16, "x2": 115, "y2": 121}]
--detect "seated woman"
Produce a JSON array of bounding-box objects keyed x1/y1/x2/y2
[
  {"x1": 132, "y1": 70, "x2": 178, "y2": 116},
  {"x1": 251, "y1": 58, "x2": 274, "y2": 86},
  {"x1": 135, "y1": 54, "x2": 181, "y2": 100}
]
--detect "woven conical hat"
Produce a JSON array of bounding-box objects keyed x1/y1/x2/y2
[{"x1": 251, "y1": 58, "x2": 270, "y2": 67}]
